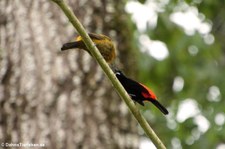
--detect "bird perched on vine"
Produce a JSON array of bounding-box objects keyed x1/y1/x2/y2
[
  {"x1": 61, "y1": 33, "x2": 116, "y2": 64},
  {"x1": 115, "y1": 70, "x2": 169, "y2": 115}
]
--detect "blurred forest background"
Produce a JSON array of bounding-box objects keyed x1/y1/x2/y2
[
  {"x1": 130, "y1": 0, "x2": 225, "y2": 149},
  {"x1": 0, "y1": 0, "x2": 225, "y2": 149}
]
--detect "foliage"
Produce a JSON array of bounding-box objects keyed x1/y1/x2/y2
[{"x1": 129, "y1": 0, "x2": 225, "y2": 148}]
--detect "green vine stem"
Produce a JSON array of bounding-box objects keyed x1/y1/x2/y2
[{"x1": 51, "y1": 0, "x2": 167, "y2": 148}]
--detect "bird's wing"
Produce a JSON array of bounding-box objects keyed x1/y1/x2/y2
[{"x1": 88, "y1": 33, "x2": 105, "y2": 40}]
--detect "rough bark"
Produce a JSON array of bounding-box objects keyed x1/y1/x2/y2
[{"x1": 0, "y1": 0, "x2": 139, "y2": 148}]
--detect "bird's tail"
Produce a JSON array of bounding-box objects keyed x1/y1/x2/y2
[
  {"x1": 150, "y1": 100, "x2": 169, "y2": 115},
  {"x1": 61, "y1": 41, "x2": 84, "y2": 51}
]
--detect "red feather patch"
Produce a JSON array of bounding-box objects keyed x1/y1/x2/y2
[{"x1": 140, "y1": 83, "x2": 157, "y2": 100}]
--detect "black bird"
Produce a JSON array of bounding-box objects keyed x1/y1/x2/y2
[{"x1": 115, "y1": 70, "x2": 168, "y2": 115}]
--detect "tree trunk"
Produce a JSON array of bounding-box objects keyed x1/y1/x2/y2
[{"x1": 0, "y1": 0, "x2": 139, "y2": 148}]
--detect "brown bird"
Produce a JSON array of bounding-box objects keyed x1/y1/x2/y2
[{"x1": 61, "y1": 33, "x2": 116, "y2": 64}]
